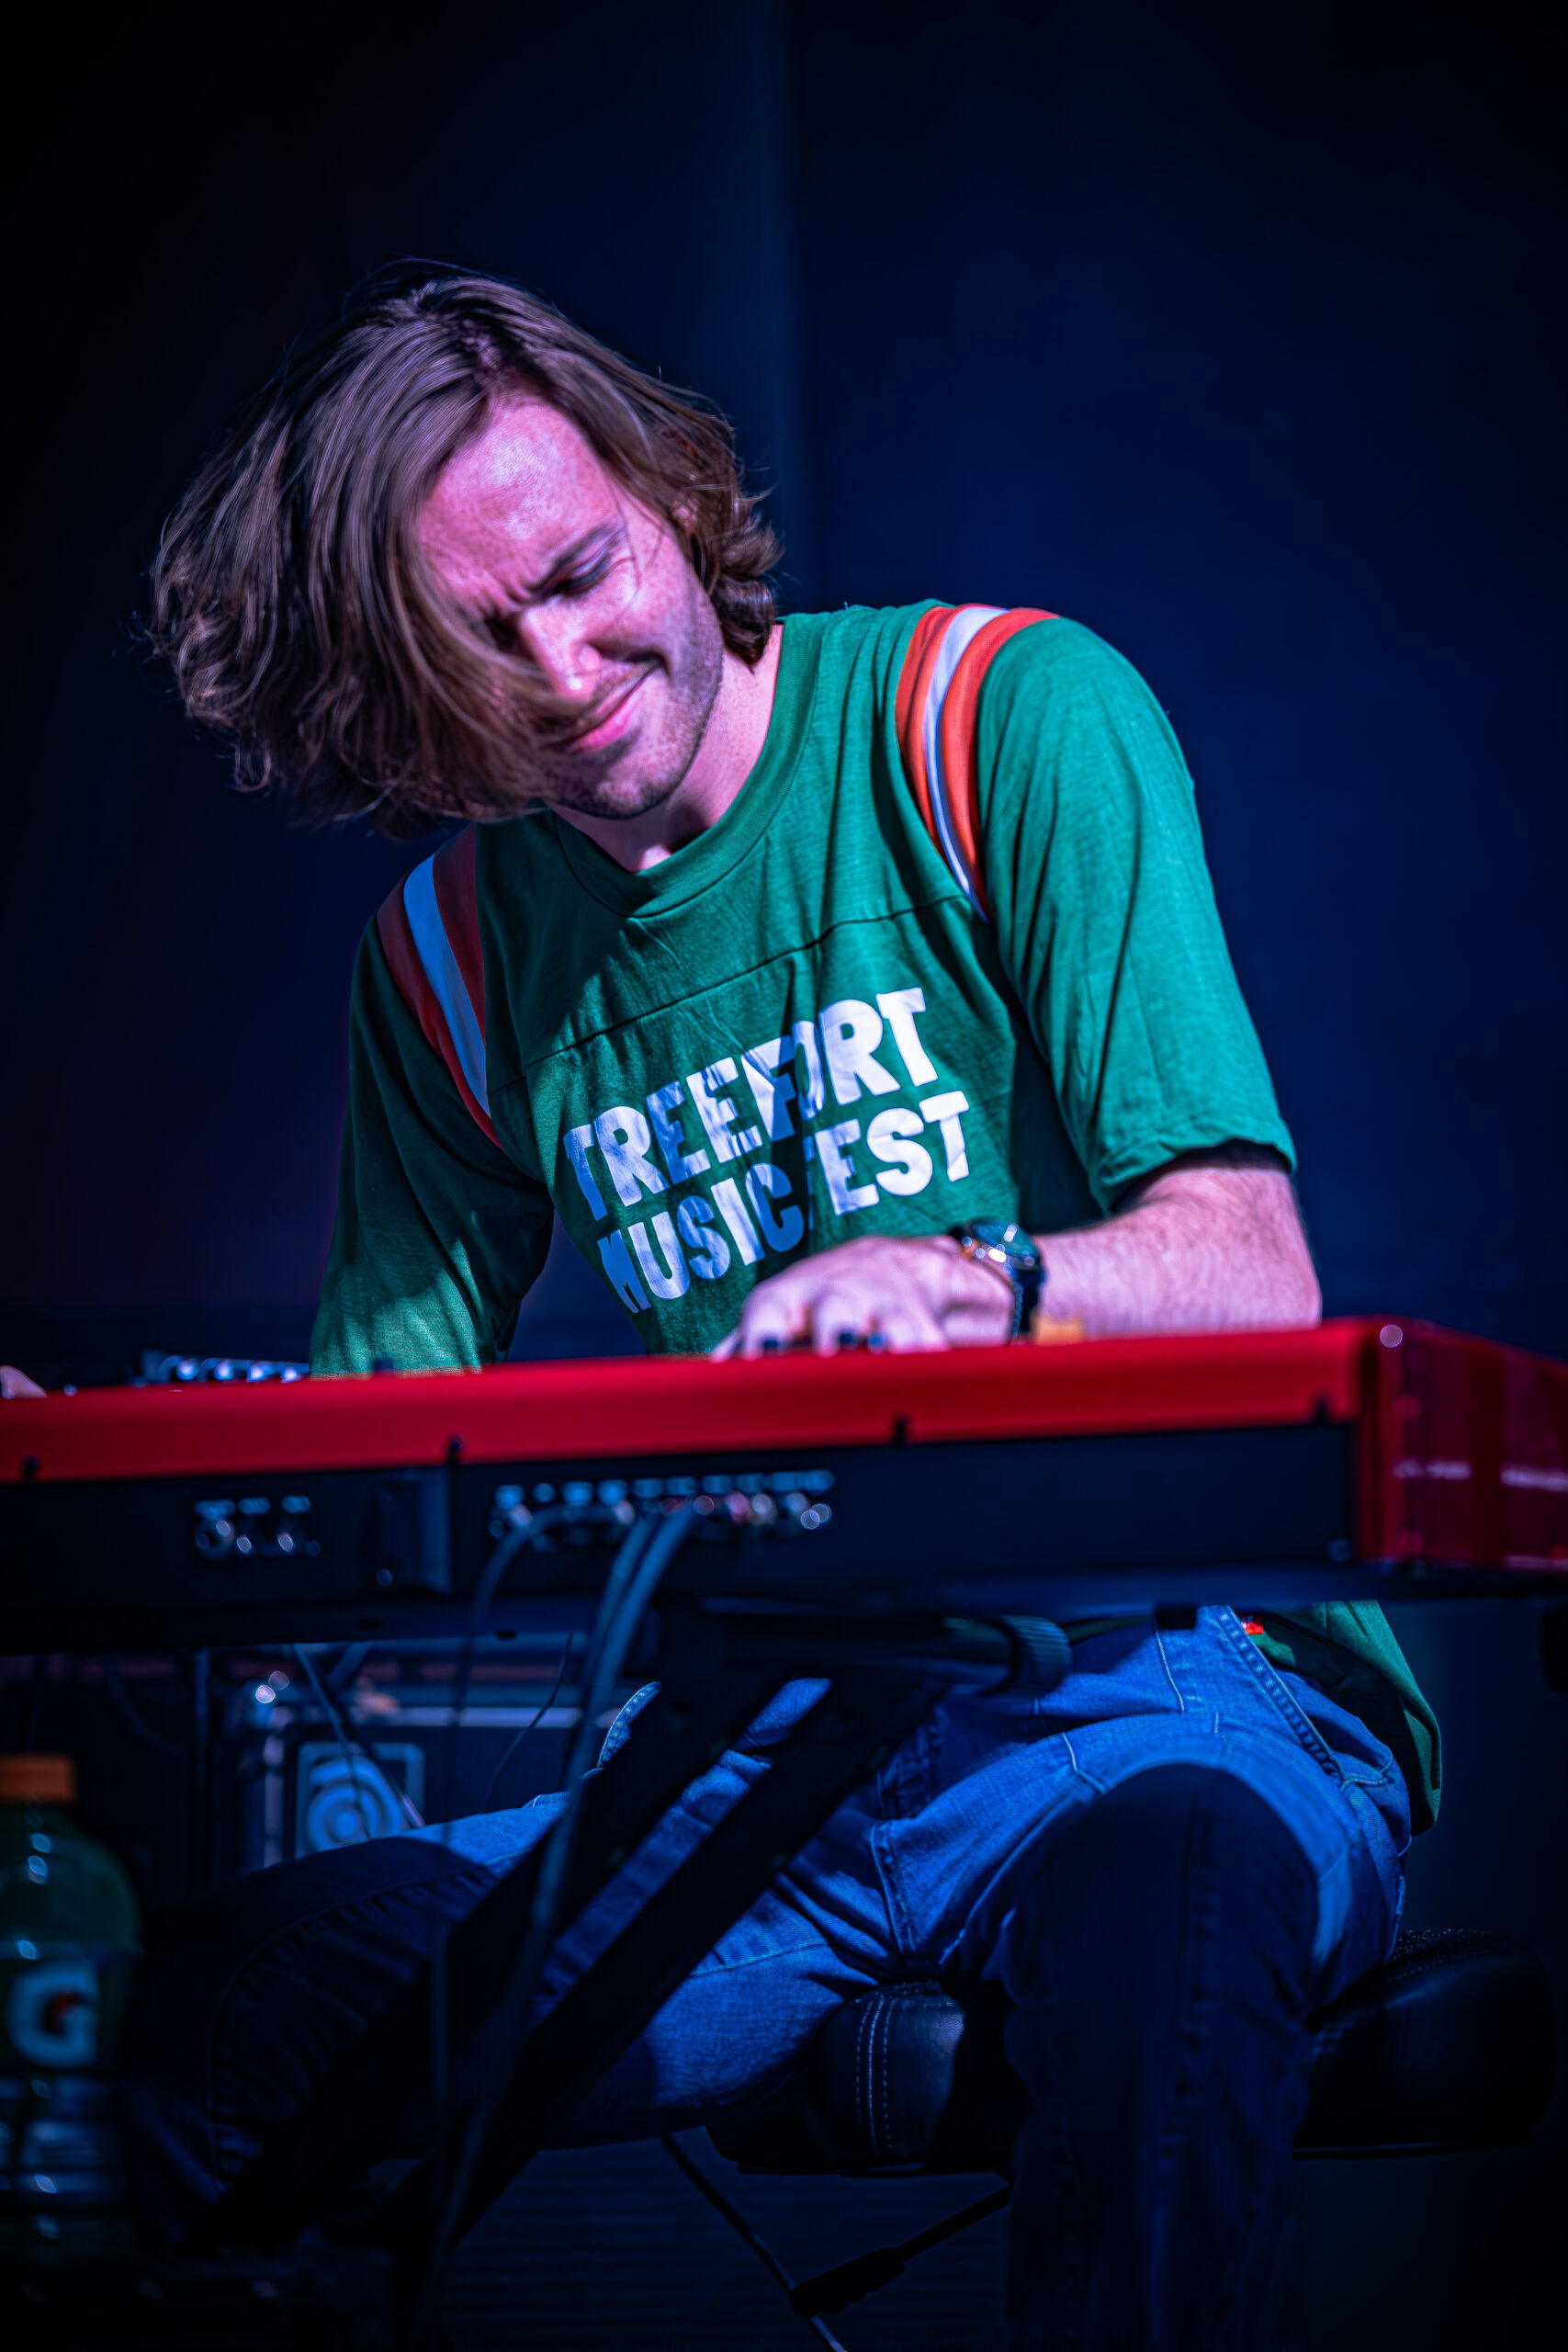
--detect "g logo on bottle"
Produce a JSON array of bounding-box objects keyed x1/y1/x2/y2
[{"x1": 6, "y1": 1961, "x2": 100, "y2": 2067}]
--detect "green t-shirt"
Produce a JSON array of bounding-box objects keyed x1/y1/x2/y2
[{"x1": 313, "y1": 603, "x2": 1439, "y2": 1828}]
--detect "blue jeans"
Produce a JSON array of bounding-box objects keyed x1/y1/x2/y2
[{"x1": 126, "y1": 1607, "x2": 1409, "y2": 2345}]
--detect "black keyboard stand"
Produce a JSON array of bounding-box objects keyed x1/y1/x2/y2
[{"x1": 191, "y1": 1600, "x2": 995, "y2": 2307}]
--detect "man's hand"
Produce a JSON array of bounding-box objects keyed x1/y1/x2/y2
[
  {"x1": 712, "y1": 1234, "x2": 1015, "y2": 1358},
  {"x1": 1, "y1": 1365, "x2": 46, "y2": 1398},
  {"x1": 713, "y1": 1148, "x2": 1320, "y2": 1360}
]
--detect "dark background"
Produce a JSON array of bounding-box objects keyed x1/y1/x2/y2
[
  {"x1": 4, "y1": 0, "x2": 1562, "y2": 1374},
  {"x1": 3, "y1": 4, "x2": 1563, "y2": 2344}
]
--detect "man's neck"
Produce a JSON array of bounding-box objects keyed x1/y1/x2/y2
[{"x1": 550, "y1": 628, "x2": 783, "y2": 875}]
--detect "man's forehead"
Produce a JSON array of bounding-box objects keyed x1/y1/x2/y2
[{"x1": 417, "y1": 398, "x2": 620, "y2": 586}]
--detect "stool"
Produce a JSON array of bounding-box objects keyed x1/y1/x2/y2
[
  {"x1": 705, "y1": 1928, "x2": 1555, "y2": 2318},
  {"x1": 712, "y1": 1928, "x2": 1555, "y2": 2175}
]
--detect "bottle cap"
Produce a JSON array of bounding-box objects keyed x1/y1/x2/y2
[{"x1": 0, "y1": 1754, "x2": 77, "y2": 1803}]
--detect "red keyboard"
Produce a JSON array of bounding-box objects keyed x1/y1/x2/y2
[
  {"x1": 6, "y1": 1317, "x2": 1566, "y2": 1565},
  {"x1": 3, "y1": 1319, "x2": 1564, "y2": 1647}
]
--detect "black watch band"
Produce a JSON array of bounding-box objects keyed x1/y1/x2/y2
[{"x1": 949, "y1": 1220, "x2": 1045, "y2": 1341}]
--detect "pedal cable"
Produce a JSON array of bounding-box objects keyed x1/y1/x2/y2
[
  {"x1": 407, "y1": 1501, "x2": 694, "y2": 2347},
  {"x1": 660, "y1": 2132, "x2": 852, "y2": 2352}
]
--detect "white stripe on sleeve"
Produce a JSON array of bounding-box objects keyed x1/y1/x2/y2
[{"x1": 921, "y1": 604, "x2": 1002, "y2": 911}]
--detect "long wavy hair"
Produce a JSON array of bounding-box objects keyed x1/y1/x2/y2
[{"x1": 146, "y1": 269, "x2": 781, "y2": 835}]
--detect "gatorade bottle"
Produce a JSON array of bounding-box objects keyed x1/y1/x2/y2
[{"x1": 0, "y1": 1755, "x2": 141, "y2": 2256}]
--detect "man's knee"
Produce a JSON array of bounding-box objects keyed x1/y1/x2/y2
[{"x1": 1000, "y1": 1763, "x2": 1321, "y2": 2007}]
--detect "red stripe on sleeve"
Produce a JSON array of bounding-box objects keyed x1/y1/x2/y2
[
  {"x1": 374, "y1": 876, "x2": 502, "y2": 1148},
  {"x1": 937, "y1": 608, "x2": 1056, "y2": 920}
]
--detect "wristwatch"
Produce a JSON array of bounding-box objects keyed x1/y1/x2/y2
[{"x1": 949, "y1": 1219, "x2": 1045, "y2": 1341}]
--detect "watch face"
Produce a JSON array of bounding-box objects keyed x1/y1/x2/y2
[{"x1": 967, "y1": 1217, "x2": 1035, "y2": 1268}]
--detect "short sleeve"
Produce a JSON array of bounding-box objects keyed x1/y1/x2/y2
[
  {"x1": 977, "y1": 619, "x2": 1295, "y2": 1210},
  {"x1": 310, "y1": 922, "x2": 554, "y2": 1373}
]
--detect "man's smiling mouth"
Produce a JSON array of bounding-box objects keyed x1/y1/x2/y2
[{"x1": 560, "y1": 665, "x2": 654, "y2": 754}]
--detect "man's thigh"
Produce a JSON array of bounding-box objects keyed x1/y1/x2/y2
[
  {"x1": 123, "y1": 1750, "x2": 878, "y2": 2231},
  {"x1": 543, "y1": 1888, "x2": 875, "y2": 2143},
  {"x1": 890, "y1": 1609, "x2": 1408, "y2": 2004}
]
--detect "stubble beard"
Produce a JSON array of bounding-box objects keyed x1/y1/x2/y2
[{"x1": 527, "y1": 615, "x2": 726, "y2": 823}]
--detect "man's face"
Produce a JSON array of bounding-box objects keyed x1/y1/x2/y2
[{"x1": 416, "y1": 398, "x2": 726, "y2": 820}]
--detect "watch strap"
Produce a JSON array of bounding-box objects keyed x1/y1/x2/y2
[
  {"x1": 1014, "y1": 1252, "x2": 1045, "y2": 1339},
  {"x1": 950, "y1": 1222, "x2": 1045, "y2": 1341}
]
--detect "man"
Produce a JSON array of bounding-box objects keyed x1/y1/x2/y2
[{"x1": 124, "y1": 272, "x2": 1436, "y2": 2346}]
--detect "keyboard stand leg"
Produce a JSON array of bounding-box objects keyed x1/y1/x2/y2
[
  {"x1": 200, "y1": 1622, "x2": 782, "y2": 2251},
  {"x1": 369, "y1": 1664, "x2": 942, "y2": 2261}
]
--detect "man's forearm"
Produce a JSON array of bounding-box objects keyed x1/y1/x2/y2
[
  {"x1": 718, "y1": 1160, "x2": 1321, "y2": 1355},
  {"x1": 1035, "y1": 1166, "x2": 1321, "y2": 1336}
]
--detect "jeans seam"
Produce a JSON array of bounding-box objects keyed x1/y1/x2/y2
[
  {"x1": 685, "y1": 1924, "x2": 830, "y2": 1977},
  {"x1": 1210, "y1": 1986, "x2": 1311, "y2": 2330},
  {"x1": 871, "y1": 1817, "x2": 919, "y2": 1962},
  {"x1": 1060, "y1": 1732, "x2": 1105, "y2": 1792},
  {"x1": 1152, "y1": 1796, "x2": 1217, "y2": 2199},
  {"x1": 1149, "y1": 1783, "x2": 1314, "y2": 2339},
  {"x1": 1212, "y1": 1607, "x2": 1342, "y2": 1779},
  {"x1": 1152, "y1": 1625, "x2": 1190, "y2": 1713}
]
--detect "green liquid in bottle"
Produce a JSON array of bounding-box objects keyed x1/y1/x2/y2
[{"x1": 0, "y1": 1756, "x2": 141, "y2": 2259}]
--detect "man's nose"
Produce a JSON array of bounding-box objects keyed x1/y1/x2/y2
[{"x1": 514, "y1": 606, "x2": 600, "y2": 701}]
